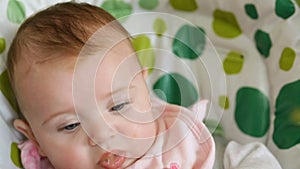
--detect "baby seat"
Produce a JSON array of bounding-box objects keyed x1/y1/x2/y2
[{"x1": 0, "y1": 0, "x2": 299, "y2": 168}]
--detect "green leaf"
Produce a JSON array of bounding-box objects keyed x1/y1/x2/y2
[
  {"x1": 7, "y1": 0, "x2": 26, "y2": 24},
  {"x1": 153, "y1": 18, "x2": 167, "y2": 37},
  {"x1": 139, "y1": 0, "x2": 159, "y2": 10},
  {"x1": 296, "y1": 0, "x2": 300, "y2": 7},
  {"x1": 235, "y1": 87, "x2": 270, "y2": 137},
  {"x1": 0, "y1": 70, "x2": 19, "y2": 112},
  {"x1": 245, "y1": 4, "x2": 259, "y2": 19},
  {"x1": 153, "y1": 73, "x2": 198, "y2": 107},
  {"x1": 273, "y1": 80, "x2": 300, "y2": 149},
  {"x1": 0, "y1": 38, "x2": 6, "y2": 54},
  {"x1": 172, "y1": 25, "x2": 206, "y2": 59},
  {"x1": 131, "y1": 35, "x2": 155, "y2": 74},
  {"x1": 11, "y1": 142, "x2": 23, "y2": 168},
  {"x1": 213, "y1": 9, "x2": 242, "y2": 38},
  {"x1": 254, "y1": 29, "x2": 272, "y2": 58},
  {"x1": 204, "y1": 119, "x2": 224, "y2": 136},
  {"x1": 101, "y1": 0, "x2": 132, "y2": 19},
  {"x1": 219, "y1": 95, "x2": 229, "y2": 109},
  {"x1": 279, "y1": 47, "x2": 296, "y2": 71},
  {"x1": 170, "y1": 0, "x2": 198, "y2": 11},
  {"x1": 275, "y1": 0, "x2": 295, "y2": 19},
  {"x1": 223, "y1": 51, "x2": 244, "y2": 75}
]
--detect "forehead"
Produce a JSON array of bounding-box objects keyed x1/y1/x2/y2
[{"x1": 13, "y1": 39, "x2": 140, "y2": 119}]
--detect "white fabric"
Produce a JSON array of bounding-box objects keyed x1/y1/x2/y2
[{"x1": 224, "y1": 141, "x2": 282, "y2": 169}]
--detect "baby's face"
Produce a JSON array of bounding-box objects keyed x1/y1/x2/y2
[{"x1": 14, "y1": 40, "x2": 157, "y2": 169}]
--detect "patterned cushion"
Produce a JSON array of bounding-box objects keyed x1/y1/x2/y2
[{"x1": 0, "y1": 0, "x2": 299, "y2": 168}]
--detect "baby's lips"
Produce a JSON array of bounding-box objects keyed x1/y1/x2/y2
[{"x1": 98, "y1": 151, "x2": 126, "y2": 169}]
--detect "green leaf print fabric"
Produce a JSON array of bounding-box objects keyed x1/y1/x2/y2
[{"x1": 0, "y1": 0, "x2": 300, "y2": 169}]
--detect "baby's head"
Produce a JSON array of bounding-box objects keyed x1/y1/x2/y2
[{"x1": 7, "y1": 2, "x2": 156, "y2": 168}]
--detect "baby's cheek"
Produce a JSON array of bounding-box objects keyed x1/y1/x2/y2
[
  {"x1": 135, "y1": 122, "x2": 157, "y2": 138},
  {"x1": 47, "y1": 147, "x2": 91, "y2": 169}
]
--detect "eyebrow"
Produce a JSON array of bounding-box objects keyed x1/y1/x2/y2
[
  {"x1": 42, "y1": 86, "x2": 136, "y2": 125},
  {"x1": 42, "y1": 108, "x2": 75, "y2": 126},
  {"x1": 102, "y1": 85, "x2": 136, "y2": 100}
]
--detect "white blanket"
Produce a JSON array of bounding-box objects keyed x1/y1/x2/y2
[{"x1": 223, "y1": 141, "x2": 282, "y2": 169}]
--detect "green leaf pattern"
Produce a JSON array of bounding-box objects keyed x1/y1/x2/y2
[
  {"x1": 1, "y1": 1, "x2": 300, "y2": 168},
  {"x1": 7, "y1": 0, "x2": 26, "y2": 24}
]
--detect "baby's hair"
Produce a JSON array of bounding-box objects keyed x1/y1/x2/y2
[{"x1": 6, "y1": 2, "x2": 129, "y2": 119}]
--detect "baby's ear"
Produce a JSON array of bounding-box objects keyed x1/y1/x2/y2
[
  {"x1": 13, "y1": 119, "x2": 46, "y2": 156},
  {"x1": 13, "y1": 119, "x2": 38, "y2": 144}
]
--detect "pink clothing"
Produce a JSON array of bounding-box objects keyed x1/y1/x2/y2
[
  {"x1": 18, "y1": 100, "x2": 215, "y2": 169},
  {"x1": 131, "y1": 100, "x2": 215, "y2": 168}
]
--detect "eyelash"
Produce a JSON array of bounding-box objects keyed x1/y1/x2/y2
[
  {"x1": 58, "y1": 102, "x2": 130, "y2": 132},
  {"x1": 62, "y1": 122, "x2": 80, "y2": 132},
  {"x1": 110, "y1": 102, "x2": 130, "y2": 112}
]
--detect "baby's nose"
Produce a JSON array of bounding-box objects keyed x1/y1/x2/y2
[
  {"x1": 86, "y1": 127, "x2": 116, "y2": 147},
  {"x1": 88, "y1": 137, "x2": 97, "y2": 147}
]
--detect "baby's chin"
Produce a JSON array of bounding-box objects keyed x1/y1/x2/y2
[{"x1": 121, "y1": 157, "x2": 140, "y2": 169}]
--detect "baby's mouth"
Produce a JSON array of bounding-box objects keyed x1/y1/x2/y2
[{"x1": 98, "y1": 151, "x2": 126, "y2": 169}]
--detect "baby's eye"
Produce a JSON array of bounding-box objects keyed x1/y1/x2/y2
[
  {"x1": 110, "y1": 102, "x2": 129, "y2": 112},
  {"x1": 63, "y1": 122, "x2": 80, "y2": 131}
]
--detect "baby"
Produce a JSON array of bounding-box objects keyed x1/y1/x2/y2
[{"x1": 7, "y1": 2, "x2": 215, "y2": 169}]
